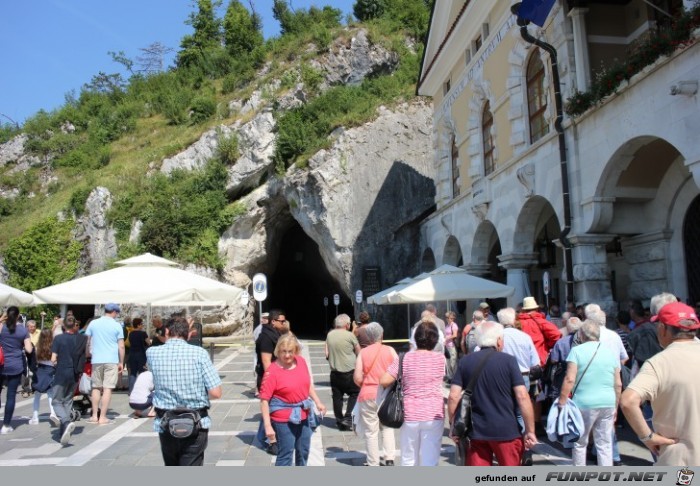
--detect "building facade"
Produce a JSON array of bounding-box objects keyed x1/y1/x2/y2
[{"x1": 417, "y1": 0, "x2": 700, "y2": 314}]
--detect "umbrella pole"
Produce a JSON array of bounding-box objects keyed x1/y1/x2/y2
[
  {"x1": 407, "y1": 304, "x2": 410, "y2": 340},
  {"x1": 146, "y1": 304, "x2": 152, "y2": 336}
]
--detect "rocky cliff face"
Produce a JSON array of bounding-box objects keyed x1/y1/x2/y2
[{"x1": 1, "y1": 28, "x2": 435, "y2": 338}]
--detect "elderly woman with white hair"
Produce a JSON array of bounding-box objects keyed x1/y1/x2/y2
[
  {"x1": 558, "y1": 321, "x2": 622, "y2": 466},
  {"x1": 353, "y1": 322, "x2": 397, "y2": 466},
  {"x1": 545, "y1": 317, "x2": 584, "y2": 401}
]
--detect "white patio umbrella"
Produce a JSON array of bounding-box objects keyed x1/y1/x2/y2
[
  {"x1": 366, "y1": 277, "x2": 414, "y2": 305},
  {"x1": 32, "y1": 252, "x2": 244, "y2": 306},
  {"x1": 385, "y1": 264, "x2": 515, "y2": 304},
  {"x1": 0, "y1": 282, "x2": 36, "y2": 307}
]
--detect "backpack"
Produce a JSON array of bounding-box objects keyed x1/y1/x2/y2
[{"x1": 465, "y1": 326, "x2": 478, "y2": 354}]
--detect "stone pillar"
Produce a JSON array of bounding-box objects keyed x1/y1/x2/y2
[
  {"x1": 569, "y1": 234, "x2": 616, "y2": 315},
  {"x1": 464, "y1": 263, "x2": 491, "y2": 276},
  {"x1": 568, "y1": 8, "x2": 591, "y2": 92},
  {"x1": 624, "y1": 231, "x2": 673, "y2": 303},
  {"x1": 498, "y1": 253, "x2": 538, "y2": 308}
]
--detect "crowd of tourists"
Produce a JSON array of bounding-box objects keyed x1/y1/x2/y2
[
  {"x1": 2, "y1": 290, "x2": 697, "y2": 468},
  {"x1": 312, "y1": 293, "x2": 699, "y2": 467}
]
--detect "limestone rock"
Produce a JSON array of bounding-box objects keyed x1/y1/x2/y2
[
  {"x1": 160, "y1": 124, "x2": 234, "y2": 174},
  {"x1": 74, "y1": 187, "x2": 118, "y2": 276},
  {"x1": 219, "y1": 100, "x2": 435, "y2": 336},
  {"x1": 129, "y1": 219, "x2": 143, "y2": 245},
  {"x1": 0, "y1": 257, "x2": 8, "y2": 284},
  {"x1": 0, "y1": 134, "x2": 41, "y2": 167},
  {"x1": 225, "y1": 111, "x2": 276, "y2": 198},
  {"x1": 311, "y1": 29, "x2": 400, "y2": 87}
]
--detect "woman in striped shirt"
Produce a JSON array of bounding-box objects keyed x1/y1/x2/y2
[{"x1": 380, "y1": 319, "x2": 445, "y2": 466}]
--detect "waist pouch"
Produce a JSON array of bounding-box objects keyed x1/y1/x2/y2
[{"x1": 156, "y1": 407, "x2": 208, "y2": 439}]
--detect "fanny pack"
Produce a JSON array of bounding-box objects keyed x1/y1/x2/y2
[{"x1": 156, "y1": 407, "x2": 208, "y2": 439}]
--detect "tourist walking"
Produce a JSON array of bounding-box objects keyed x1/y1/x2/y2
[
  {"x1": 29, "y1": 329, "x2": 58, "y2": 426},
  {"x1": 353, "y1": 322, "x2": 397, "y2": 466},
  {"x1": 325, "y1": 314, "x2": 360, "y2": 431},
  {"x1": 0, "y1": 306, "x2": 33, "y2": 434}
]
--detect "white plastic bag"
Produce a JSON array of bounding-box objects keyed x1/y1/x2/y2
[{"x1": 78, "y1": 372, "x2": 92, "y2": 395}]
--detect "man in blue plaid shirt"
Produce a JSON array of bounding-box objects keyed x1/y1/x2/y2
[{"x1": 147, "y1": 317, "x2": 222, "y2": 466}]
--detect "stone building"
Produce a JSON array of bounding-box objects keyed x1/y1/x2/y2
[{"x1": 417, "y1": 0, "x2": 700, "y2": 315}]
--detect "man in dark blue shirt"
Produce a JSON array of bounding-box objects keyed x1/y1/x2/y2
[{"x1": 448, "y1": 321, "x2": 537, "y2": 466}]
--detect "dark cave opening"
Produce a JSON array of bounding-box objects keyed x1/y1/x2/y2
[{"x1": 266, "y1": 222, "x2": 354, "y2": 339}]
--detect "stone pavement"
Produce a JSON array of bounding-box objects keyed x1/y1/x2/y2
[{"x1": 0, "y1": 340, "x2": 654, "y2": 466}]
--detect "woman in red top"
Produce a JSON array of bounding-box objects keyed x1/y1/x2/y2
[{"x1": 260, "y1": 334, "x2": 326, "y2": 466}]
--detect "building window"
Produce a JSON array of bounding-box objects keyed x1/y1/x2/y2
[
  {"x1": 527, "y1": 50, "x2": 550, "y2": 143},
  {"x1": 451, "y1": 135, "x2": 460, "y2": 198},
  {"x1": 472, "y1": 35, "x2": 482, "y2": 54},
  {"x1": 465, "y1": 48, "x2": 472, "y2": 65},
  {"x1": 443, "y1": 79, "x2": 451, "y2": 95},
  {"x1": 482, "y1": 101, "x2": 494, "y2": 176}
]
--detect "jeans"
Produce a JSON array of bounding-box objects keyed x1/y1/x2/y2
[
  {"x1": 272, "y1": 420, "x2": 312, "y2": 466},
  {"x1": 159, "y1": 428, "x2": 209, "y2": 466},
  {"x1": 51, "y1": 381, "x2": 77, "y2": 428},
  {"x1": 445, "y1": 346, "x2": 458, "y2": 379},
  {"x1": 573, "y1": 407, "x2": 615, "y2": 466},
  {"x1": 330, "y1": 370, "x2": 359, "y2": 424},
  {"x1": 1, "y1": 374, "x2": 22, "y2": 426},
  {"x1": 399, "y1": 420, "x2": 444, "y2": 466}
]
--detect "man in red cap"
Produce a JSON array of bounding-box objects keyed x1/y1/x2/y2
[{"x1": 621, "y1": 302, "x2": 700, "y2": 466}]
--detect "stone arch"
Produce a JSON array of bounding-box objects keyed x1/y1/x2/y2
[
  {"x1": 421, "y1": 247, "x2": 436, "y2": 272},
  {"x1": 507, "y1": 33, "x2": 554, "y2": 155},
  {"x1": 470, "y1": 220, "x2": 499, "y2": 266},
  {"x1": 466, "y1": 80, "x2": 496, "y2": 180},
  {"x1": 587, "y1": 136, "x2": 684, "y2": 233},
  {"x1": 512, "y1": 196, "x2": 561, "y2": 254},
  {"x1": 443, "y1": 235, "x2": 463, "y2": 266}
]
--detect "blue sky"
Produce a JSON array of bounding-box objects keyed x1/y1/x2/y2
[{"x1": 0, "y1": 0, "x2": 355, "y2": 126}]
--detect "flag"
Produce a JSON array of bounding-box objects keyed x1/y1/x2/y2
[{"x1": 518, "y1": 0, "x2": 557, "y2": 27}]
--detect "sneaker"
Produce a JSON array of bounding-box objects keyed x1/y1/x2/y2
[
  {"x1": 380, "y1": 459, "x2": 395, "y2": 466},
  {"x1": 28, "y1": 416, "x2": 40, "y2": 425},
  {"x1": 49, "y1": 414, "x2": 60, "y2": 427},
  {"x1": 60, "y1": 422, "x2": 76, "y2": 446},
  {"x1": 0, "y1": 425, "x2": 13, "y2": 435}
]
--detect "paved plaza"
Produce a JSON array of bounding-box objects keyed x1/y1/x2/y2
[{"x1": 0, "y1": 340, "x2": 654, "y2": 467}]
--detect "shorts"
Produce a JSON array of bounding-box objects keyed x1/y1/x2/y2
[{"x1": 92, "y1": 363, "x2": 120, "y2": 389}]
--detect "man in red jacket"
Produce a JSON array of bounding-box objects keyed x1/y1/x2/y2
[
  {"x1": 517, "y1": 296, "x2": 562, "y2": 433},
  {"x1": 517, "y1": 296, "x2": 562, "y2": 366}
]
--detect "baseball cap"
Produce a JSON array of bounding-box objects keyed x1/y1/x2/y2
[
  {"x1": 261, "y1": 312, "x2": 269, "y2": 318},
  {"x1": 479, "y1": 302, "x2": 490, "y2": 309},
  {"x1": 105, "y1": 303, "x2": 121, "y2": 313},
  {"x1": 651, "y1": 302, "x2": 700, "y2": 329}
]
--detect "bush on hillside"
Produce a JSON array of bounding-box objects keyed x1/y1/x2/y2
[{"x1": 4, "y1": 217, "x2": 82, "y2": 291}]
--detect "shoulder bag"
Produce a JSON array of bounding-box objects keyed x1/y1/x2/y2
[
  {"x1": 571, "y1": 343, "x2": 601, "y2": 398},
  {"x1": 377, "y1": 352, "x2": 404, "y2": 428},
  {"x1": 0, "y1": 323, "x2": 4, "y2": 367},
  {"x1": 451, "y1": 350, "x2": 495, "y2": 438}
]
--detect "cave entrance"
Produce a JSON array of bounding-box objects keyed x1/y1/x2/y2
[{"x1": 267, "y1": 222, "x2": 353, "y2": 339}]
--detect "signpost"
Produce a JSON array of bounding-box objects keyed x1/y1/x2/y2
[
  {"x1": 252, "y1": 273, "x2": 267, "y2": 326},
  {"x1": 333, "y1": 293, "x2": 340, "y2": 317},
  {"x1": 323, "y1": 297, "x2": 329, "y2": 330}
]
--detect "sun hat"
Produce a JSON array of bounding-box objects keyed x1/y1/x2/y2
[{"x1": 522, "y1": 296, "x2": 540, "y2": 311}]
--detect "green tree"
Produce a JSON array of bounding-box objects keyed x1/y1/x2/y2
[
  {"x1": 223, "y1": 0, "x2": 263, "y2": 57},
  {"x1": 177, "y1": 0, "x2": 223, "y2": 69},
  {"x1": 353, "y1": 0, "x2": 387, "y2": 21},
  {"x1": 4, "y1": 217, "x2": 83, "y2": 291}
]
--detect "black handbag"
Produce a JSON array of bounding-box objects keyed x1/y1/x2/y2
[
  {"x1": 377, "y1": 353, "x2": 404, "y2": 428},
  {"x1": 451, "y1": 350, "x2": 495, "y2": 438}
]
